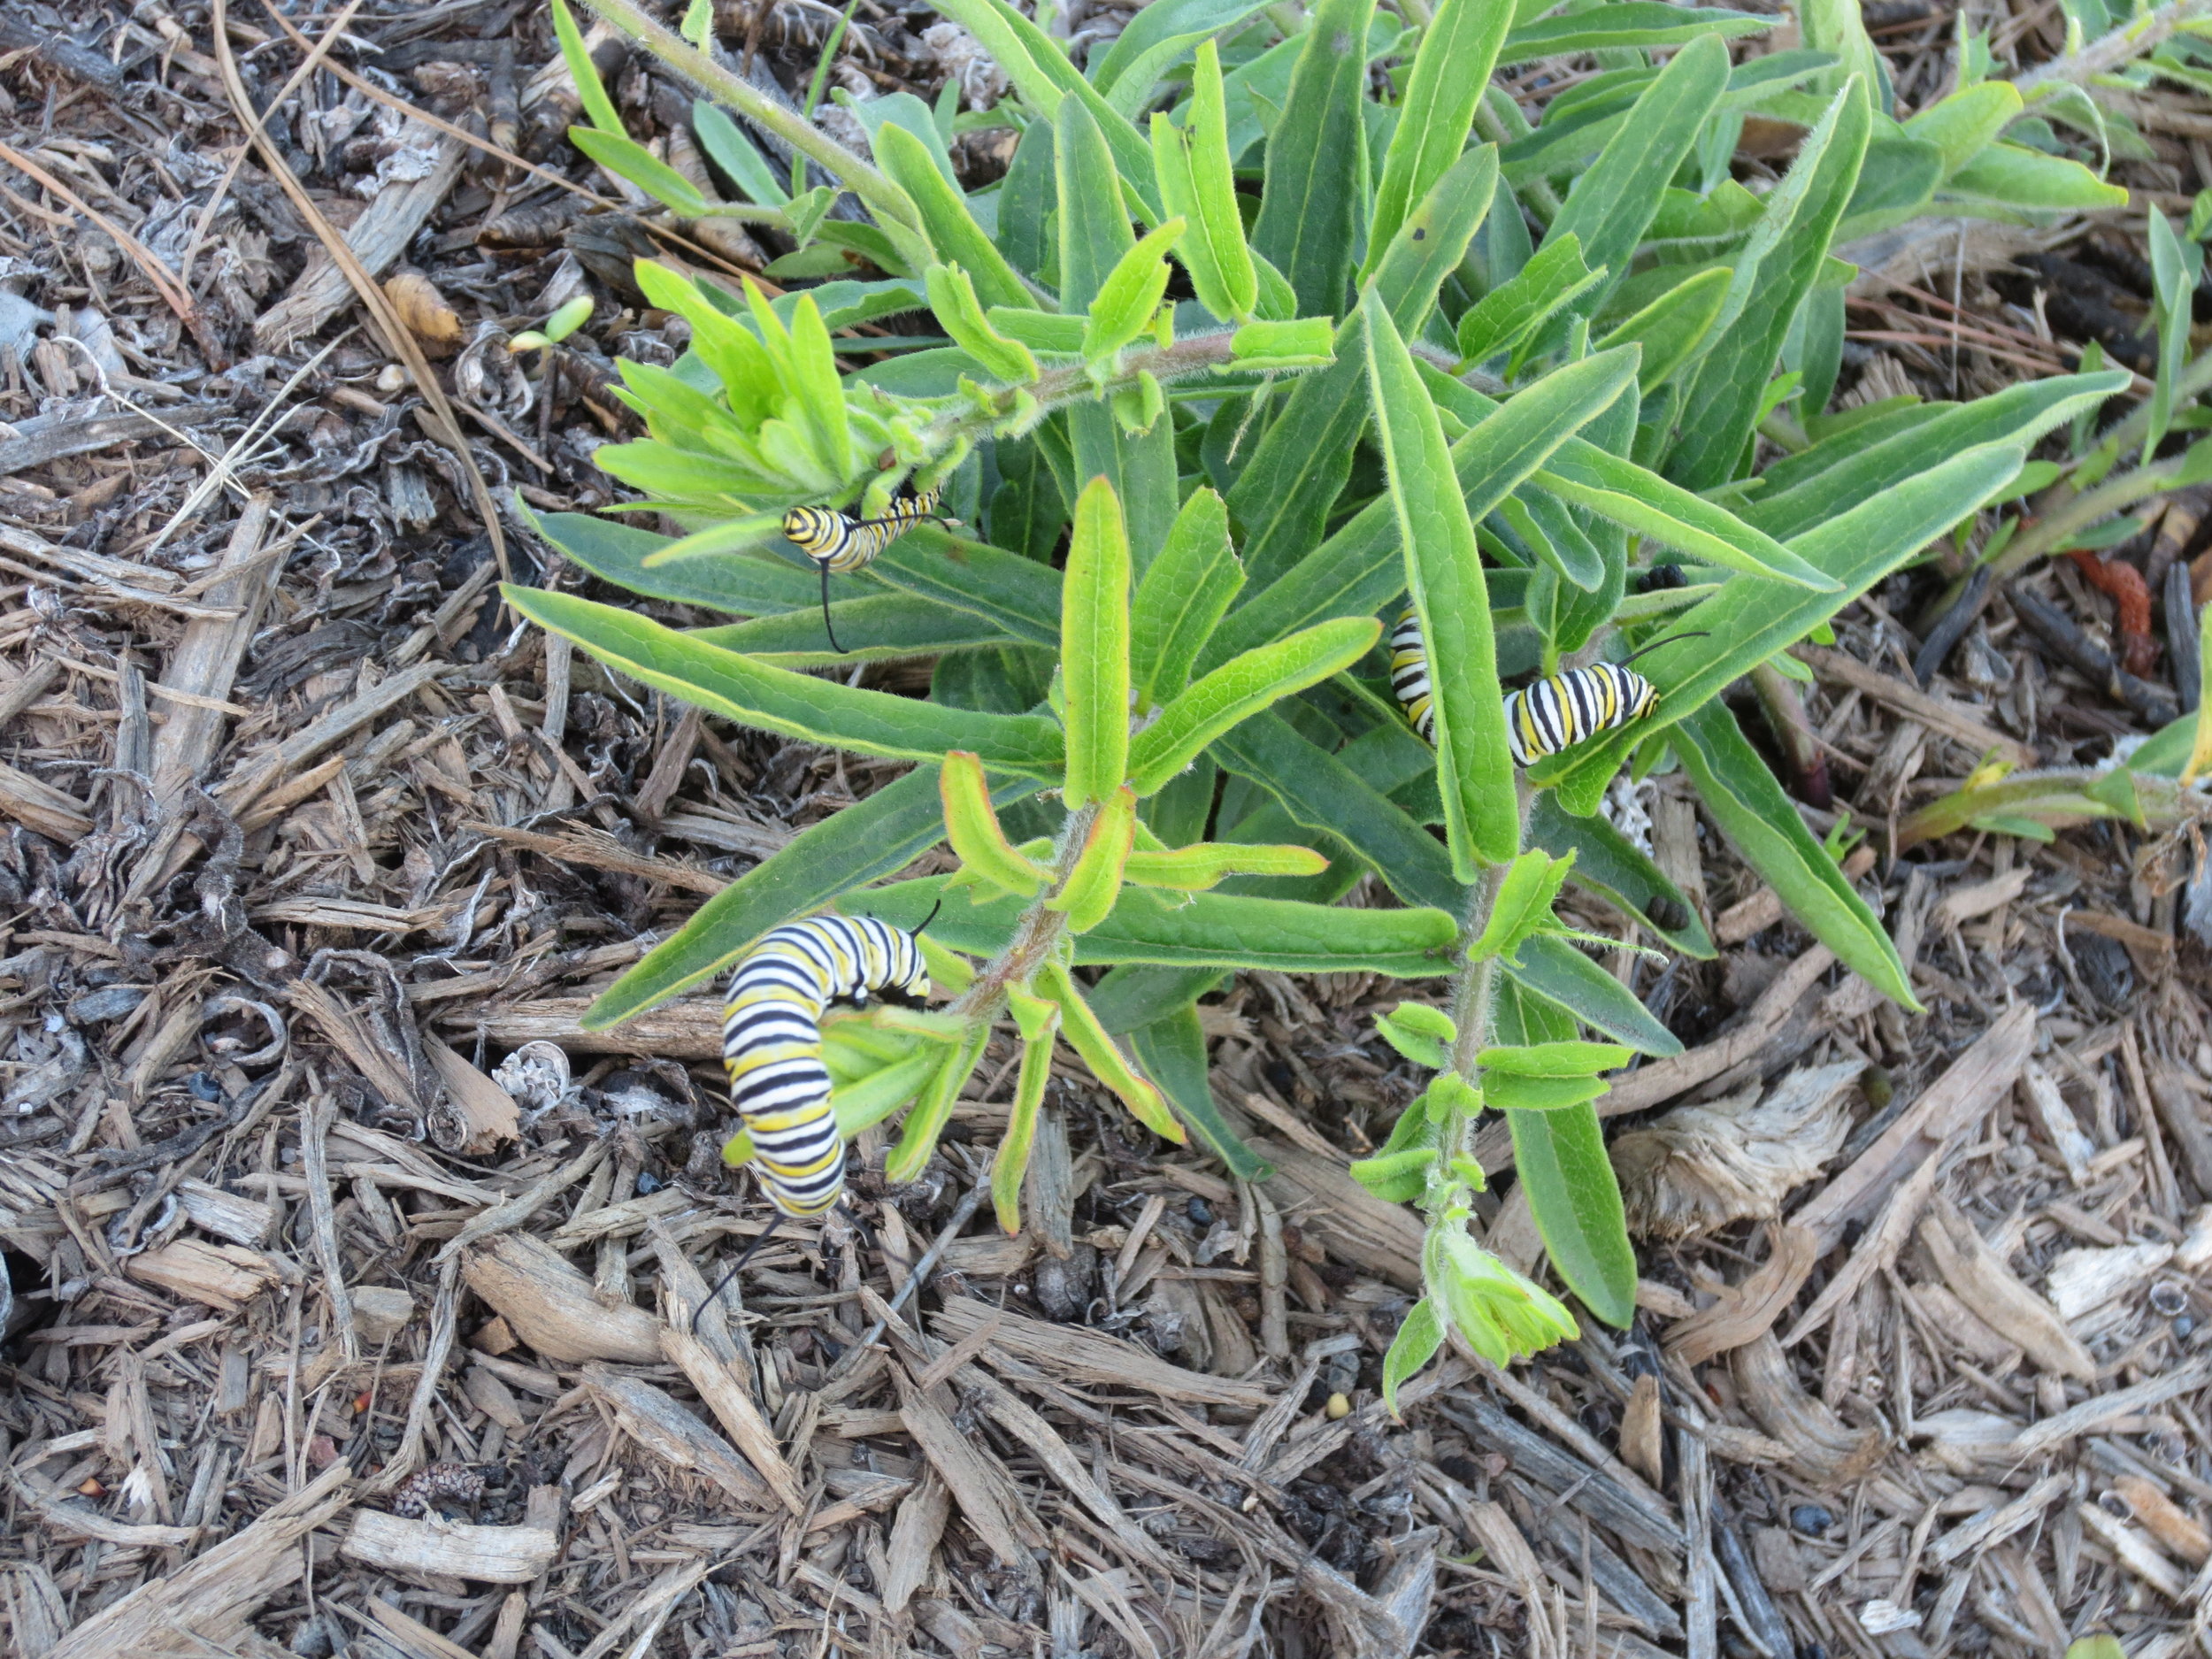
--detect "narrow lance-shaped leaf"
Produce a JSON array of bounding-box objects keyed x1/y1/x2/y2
[
  {"x1": 693, "y1": 101, "x2": 790, "y2": 206},
  {"x1": 1671, "y1": 702, "x2": 1917, "y2": 1008},
  {"x1": 1125, "y1": 841, "x2": 1329, "y2": 889},
  {"x1": 925, "y1": 265, "x2": 1040, "y2": 384},
  {"x1": 1127, "y1": 1003, "x2": 1273, "y2": 1179},
  {"x1": 887, "y1": 1023, "x2": 990, "y2": 1181},
  {"x1": 552, "y1": 0, "x2": 625, "y2": 134},
  {"x1": 1541, "y1": 33, "x2": 1730, "y2": 312},
  {"x1": 568, "y1": 127, "x2": 714, "y2": 217},
  {"x1": 506, "y1": 588, "x2": 1067, "y2": 778},
  {"x1": 587, "y1": 765, "x2": 1044, "y2": 1027},
  {"x1": 1062, "y1": 478, "x2": 1133, "y2": 809},
  {"x1": 1127, "y1": 618, "x2": 1382, "y2": 796},
  {"x1": 1040, "y1": 962, "x2": 1186, "y2": 1141},
  {"x1": 1363, "y1": 287, "x2": 1518, "y2": 872},
  {"x1": 1492, "y1": 981, "x2": 1637, "y2": 1327},
  {"x1": 1670, "y1": 77, "x2": 1872, "y2": 490},
  {"x1": 1364, "y1": 0, "x2": 1514, "y2": 276},
  {"x1": 1151, "y1": 41, "x2": 1257, "y2": 322},
  {"x1": 1381, "y1": 1296, "x2": 1445, "y2": 1419},
  {"x1": 1130, "y1": 487, "x2": 1243, "y2": 711},
  {"x1": 1083, "y1": 218, "x2": 1187, "y2": 366},
  {"x1": 2146, "y1": 206, "x2": 2202, "y2": 462},
  {"x1": 993, "y1": 988, "x2": 1060, "y2": 1232},
  {"x1": 941, "y1": 751, "x2": 1050, "y2": 895},
  {"x1": 1368, "y1": 144, "x2": 1501, "y2": 340},
  {"x1": 1479, "y1": 1041, "x2": 1632, "y2": 1076},
  {"x1": 1469, "y1": 850, "x2": 1573, "y2": 960},
  {"x1": 1252, "y1": 0, "x2": 1376, "y2": 318},
  {"x1": 1048, "y1": 787, "x2": 1138, "y2": 930}
]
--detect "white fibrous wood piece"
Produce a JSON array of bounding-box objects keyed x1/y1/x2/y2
[
  {"x1": 2046, "y1": 1241, "x2": 2174, "y2": 1322},
  {"x1": 341, "y1": 1512, "x2": 559, "y2": 1586},
  {"x1": 174, "y1": 1178, "x2": 278, "y2": 1246}
]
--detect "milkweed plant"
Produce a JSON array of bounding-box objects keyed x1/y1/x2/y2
[{"x1": 507, "y1": 0, "x2": 2187, "y2": 1397}]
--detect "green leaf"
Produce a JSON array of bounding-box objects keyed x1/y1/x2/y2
[
  {"x1": 875, "y1": 125, "x2": 1033, "y2": 311},
  {"x1": 1670, "y1": 79, "x2": 1872, "y2": 490},
  {"x1": 1371, "y1": 297, "x2": 1583, "y2": 873},
  {"x1": 1128, "y1": 1003, "x2": 1274, "y2": 1179},
  {"x1": 526, "y1": 508, "x2": 825, "y2": 615},
  {"x1": 1151, "y1": 42, "x2": 1259, "y2": 321},
  {"x1": 856, "y1": 879, "x2": 1458, "y2": 975},
  {"x1": 552, "y1": 0, "x2": 624, "y2": 135},
  {"x1": 1747, "y1": 373, "x2": 2126, "y2": 539},
  {"x1": 1901, "y1": 80, "x2": 2020, "y2": 179},
  {"x1": 1083, "y1": 218, "x2": 1187, "y2": 365},
  {"x1": 995, "y1": 119, "x2": 1056, "y2": 278},
  {"x1": 1087, "y1": 964, "x2": 1225, "y2": 1033},
  {"x1": 1225, "y1": 311, "x2": 1371, "y2": 589},
  {"x1": 925, "y1": 265, "x2": 1040, "y2": 383},
  {"x1": 1535, "y1": 437, "x2": 2035, "y2": 801},
  {"x1": 1127, "y1": 618, "x2": 1383, "y2": 796},
  {"x1": 1500, "y1": 3, "x2": 1772, "y2": 63},
  {"x1": 1375, "y1": 1006, "x2": 1452, "y2": 1068},
  {"x1": 506, "y1": 586, "x2": 1067, "y2": 776},
  {"x1": 1486, "y1": 1072, "x2": 1610, "y2": 1112},
  {"x1": 1213, "y1": 711, "x2": 1461, "y2": 911},
  {"x1": 1364, "y1": 0, "x2": 1513, "y2": 275},
  {"x1": 568, "y1": 127, "x2": 714, "y2": 218},
  {"x1": 1594, "y1": 265, "x2": 1732, "y2": 391},
  {"x1": 1525, "y1": 792, "x2": 1714, "y2": 957},
  {"x1": 1502, "y1": 935, "x2": 1683, "y2": 1056},
  {"x1": 1124, "y1": 840, "x2": 1328, "y2": 888},
  {"x1": 1349, "y1": 1146, "x2": 1438, "y2": 1204},
  {"x1": 928, "y1": 0, "x2": 1162, "y2": 220},
  {"x1": 1479, "y1": 1041, "x2": 1629, "y2": 1077},
  {"x1": 1509, "y1": 1102, "x2": 1636, "y2": 1324},
  {"x1": 1096, "y1": 0, "x2": 1276, "y2": 119},
  {"x1": 1455, "y1": 235, "x2": 1606, "y2": 371},
  {"x1": 692, "y1": 101, "x2": 789, "y2": 206},
  {"x1": 1059, "y1": 96, "x2": 1179, "y2": 575},
  {"x1": 1672, "y1": 702, "x2": 1917, "y2": 1009},
  {"x1": 1252, "y1": 0, "x2": 1375, "y2": 318},
  {"x1": 1366, "y1": 144, "x2": 1501, "y2": 339},
  {"x1": 1942, "y1": 142, "x2": 2129, "y2": 211},
  {"x1": 1543, "y1": 35, "x2": 1731, "y2": 312},
  {"x1": 587, "y1": 764, "x2": 1043, "y2": 1026},
  {"x1": 1529, "y1": 449, "x2": 1836, "y2": 589},
  {"x1": 1469, "y1": 849, "x2": 1573, "y2": 961},
  {"x1": 1381, "y1": 1296, "x2": 1447, "y2": 1417},
  {"x1": 2147, "y1": 207, "x2": 2203, "y2": 461},
  {"x1": 870, "y1": 526, "x2": 1064, "y2": 647},
  {"x1": 1062, "y1": 478, "x2": 1134, "y2": 810},
  {"x1": 1131, "y1": 488, "x2": 1244, "y2": 710},
  {"x1": 1492, "y1": 981, "x2": 1637, "y2": 1327},
  {"x1": 688, "y1": 594, "x2": 1012, "y2": 664}
]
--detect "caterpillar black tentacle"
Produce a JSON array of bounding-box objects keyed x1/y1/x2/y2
[{"x1": 783, "y1": 487, "x2": 953, "y2": 655}]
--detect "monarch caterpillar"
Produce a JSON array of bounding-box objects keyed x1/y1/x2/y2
[
  {"x1": 1635, "y1": 563, "x2": 1687, "y2": 594},
  {"x1": 1389, "y1": 611, "x2": 1702, "y2": 764},
  {"x1": 783, "y1": 488, "x2": 952, "y2": 654},
  {"x1": 719, "y1": 914, "x2": 931, "y2": 1217}
]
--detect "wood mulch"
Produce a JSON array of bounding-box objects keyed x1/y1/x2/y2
[{"x1": 0, "y1": 4, "x2": 2208, "y2": 1657}]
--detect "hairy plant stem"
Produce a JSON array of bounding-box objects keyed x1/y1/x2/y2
[
  {"x1": 915, "y1": 332, "x2": 1320, "y2": 457},
  {"x1": 1432, "y1": 780, "x2": 1532, "y2": 1207},
  {"x1": 574, "y1": 0, "x2": 918, "y2": 233},
  {"x1": 2014, "y1": 0, "x2": 2212, "y2": 91},
  {"x1": 946, "y1": 800, "x2": 1102, "y2": 1021}
]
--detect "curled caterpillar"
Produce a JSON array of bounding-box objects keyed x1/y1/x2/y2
[
  {"x1": 783, "y1": 487, "x2": 951, "y2": 654},
  {"x1": 720, "y1": 915, "x2": 930, "y2": 1217},
  {"x1": 1636, "y1": 563, "x2": 1687, "y2": 594}
]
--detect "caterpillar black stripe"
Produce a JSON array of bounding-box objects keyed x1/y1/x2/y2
[
  {"x1": 1389, "y1": 608, "x2": 1436, "y2": 742},
  {"x1": 721, "y1": 915, "x2": 930, "y2": 1217},
  {"x1": 783, "y1": 488, "x2": 950, "y2": 654}
]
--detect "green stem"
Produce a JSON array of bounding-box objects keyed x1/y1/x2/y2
[
  {"x1": 1434, "y1": 780, "x2": 1532, "y2": 1198},
  {"x1": 1988, "y1": 447, "x2": 2197, "y2": 578},
  {"x1": 2014, "y1": 0, "x2": 2212, "y2": 91},
  {"x1": 574, "y1": 0, "x2": 918, "y2": 231},
  {"x1": 916, "y1": 331, "x2": 1328, "y2": 456}
]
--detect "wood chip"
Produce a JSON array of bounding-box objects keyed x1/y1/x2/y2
[
  {"x1": 459, "y1": 1233, "x2": 662, "y2": 1364},
  {"x1": 934, "y1": 1295, "x2": 1276, "y2": 1409},
  {"x1": 340, "y1": 1511, "x2": 559, "y2": 1586}
]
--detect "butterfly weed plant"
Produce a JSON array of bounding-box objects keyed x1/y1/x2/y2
[{"x1": 511, "y1": 0, "x2": 2162, "y2": 1394}]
